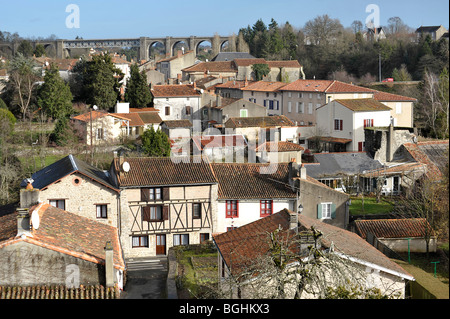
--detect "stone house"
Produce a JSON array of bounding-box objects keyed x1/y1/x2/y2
[
  {"x1": 0, "y1": 200, "x2": 125, "y2": 289},
  {"x1": 110, "y1": 156, "x2": 218, "y2": 259},
  {"x1": 316, "y1": 99, "x2": 392, "y2": 152},
  {"x1": 211, "y1": 160, "x2": 350, "y2": 232},
  {"x1": 19, "y1": 154, "x2": 121, "y2": 228},
  {"x1": 182, "y1": 61, "x2": 238, "y2": 82},
  {"x1": 160, "y1": 120, "x2": 192, "y2": 140},
  {"x1": 224, "y1": 115, "x2": 300, "y2": 145},
  {"x1": 415, "y1": 25, "x2": 448, "y2": 41},
  {"x1": 156, "y1": 50, "x2": 196, "y2": 83},
  {"x1": 240, "y1": 81, "x2": 287, "y2": 116},
  {"x1": 254, "y1": 141, "x2": 304, "y2": 163},
  {"x1": 72, "y1": 110, "x2": 131, "y2": 146},
  {"x1": 191, "y1": 135, "x2": 248, "y2": 162},
  {"x1": 151, "y1": 84, "x2": 202, "y2": 122},
  {"x1": 213, "y1": 209, "x2": 414, "y2": 299},
  {"x1": 278, "y1": 79, "x2": 376, "y2": 126},
  {"x1": 201, "y1": 95, "x2": 267, "y2": 130}
]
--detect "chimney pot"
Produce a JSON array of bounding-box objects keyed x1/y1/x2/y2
[{"x1": 17, "y1": 208, "x2": 32, "y2": 238}]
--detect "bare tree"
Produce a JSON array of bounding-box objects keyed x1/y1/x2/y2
[{"x1": 303, "y1": 15, "x2": 344, "y2": 46}]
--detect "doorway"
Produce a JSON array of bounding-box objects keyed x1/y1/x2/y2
[{"x1": 156, "y1": 234, "x2": 166, "y2": 255}]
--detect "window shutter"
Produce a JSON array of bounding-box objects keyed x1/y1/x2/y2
[
  {"x1": 142, "y1": 206, "x2": 151, "y2": 222},
  {"x1": 162, "y1": 187, "x2": 170, "y2": 201},
  {"x1": 163, "y1": 205, "x2": 169, "y2": 220},
  {"x1": 141, "y1": 188, "x2": 150, "y2": 201},
  {"x1": 317, "y1": 203, "x2": 322, "y2": 219},
  {"x1": 331, "y1": 203, "x2": 336, "y2": 219},
  {"x1": 340, "y1": 120, "x2": 343, "y2": 130}
]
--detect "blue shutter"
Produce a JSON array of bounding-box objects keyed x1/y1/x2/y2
[
  {"x1": 331, "y1": 203, "x2": 336, "y2": 219},
  {"x1": 317, "y1": 203, "x2": 322, "y2": 219}
]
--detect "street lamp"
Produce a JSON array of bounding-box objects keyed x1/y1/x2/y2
[{"x1": 298, "y1": 204, "x2": 304, "y2": 214}]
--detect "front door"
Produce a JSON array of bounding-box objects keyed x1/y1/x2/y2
[{"x1": 156, "y1": 234, "x2": 166, "y2": 255}]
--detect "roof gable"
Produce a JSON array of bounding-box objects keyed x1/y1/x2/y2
[
  {"x1": 333, "y1": 98, "x2": 392, "y2": 112},
  {"x1": 20, "y1": 155, "x2": 119, "y2": 192}
]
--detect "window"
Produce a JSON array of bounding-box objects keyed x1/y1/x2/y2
[
  {"x1": 200, "y1": 233, "x2": 210, "y2": 243},
  {"x1": 96, "y1": 204, "x2": 108, "y2": 219},
  {"x1": 132, "y1": 235, "x2": 148, "y2": 248},
  {"x1": 227, "y1": 226, "x2": 237, "y2": 232},
  {"x1": 49, "y1": 199, "x2": 65, "y2": 210},
  {"x1": 299, "y1": 102, "x2": 304, "y2": 113},
  {"x1": 185, "y1": 105, "x2": 191, "y2": 115},
  {"x1": 141, "y1": 187, "x2": 162, "y2": 201},
  {"x1": 317, "y1": 202, "x2": 335, "y2": 219},
  {"x1": 240, "y1": 109, "x2": 248, "y2": 117},
  {"x1": 143, "y1": 205, "x2": 163, "y2": 221},
  {"x1": 96, "y1": 128, "x2": 104, "y2": 140},
  {"x1": 309, "y1": 93, "x2": 312, "y2": 99},
  {"x1": 276, "y1": 100, "x2": 280, "y2": 110},
  {"x1": 193, "y1": 203, "x2": 201, "y2": 219},
  {"x1": 260, "y1": 200, "x2": 273, "y2": 217},
  {"x1": 165, "y1": 106, "x2": 170, "y2": 116},
  {"x1": 288, "y1": 92, "x2": 292, "y2": 98},
  {"x1": 288, "y1": 101, "x2": 292, "y2": 113},
  {"x1": 173, "y1": 234, "x2": 189, "y2": 246},
  {"x1": 298, "y1": 93, "x2": 303, "y2": 98},
  {"x1": 308, "y1": 103, "x2": 313, "y2": 114},
  {"x1": 269, "y1": 100, "x2": 274, "y2": 110},
  {"x1": 364, "y1": 119, "x2": 374, "y2": 128},
  {"x1": 334, "y1": 119, "x2": 343, "y2": 131},
  {"x1": 226, "y1": 200, "x2": 238, "y2": 218}
]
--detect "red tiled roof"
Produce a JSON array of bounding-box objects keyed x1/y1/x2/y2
[
  {"x1": 213, "y1": 209, "x2": 412, "y2": 279},
  {"x1": 210, "y1": 162, "x2": 297, "y2": 199},
  {"x1": 225, "y1": 115, "x2": 295, "y2": 128},
  {"x1": 151, "y1": 84, "x2": 201, "y2": 97},
  {"x1": 215, "y1": 80, "x2": 254, "y2": 89},
  {"x1": 326, "y1": 80, "x2": 374, "y2": 93},
  {"x1": 255, "y1": 141, "x2": 304, "y2": 152},
  {"x1": 279, "y1": 79, "x2": 333, "y2": 92},
  {"x1": 232, "y1": 58, "x2": 266, "y2": 66},
  {"x1": 332, "y1": 99, "x2": 392, "y2": 112},
  {"x1": 354, "y1": 218, "x2": 435, "y2": 239},
  {"x1": 162, "y1": 119, "x2": 192, "y2": 128},
  {"x1": 192, "y1": 135, "x2": 247, "y2": 150},
  {"x1": 182, "y1": 61, "x2": 237, "y2": 73},
  {"x1": 266, "y1": 60, "x2": 301, "y2": 68},
  {"x1": 240, "y1": 81, "x2": 287, "y2": 92},
  {"x1": 402, "y1": 140, "x2": 449, "y2": 180},
  {"x1": 371, "y1": 90, "x2": 417, "y2": 102},
  {"x1": 115, "y1": 113, "x2": 145, "y2": 127},
  {"x1": 0, "y1": 204, "x2": 125, "y2": 271},
  {"x1": 112, "y1": 156, "x2": 217, "y2": 187},
  {"x1": 129, "y1": 107, "x2": 159, "y2": 113},
  {"x1": 72, "y1": 111, "x2": 130, "y2": 123}
]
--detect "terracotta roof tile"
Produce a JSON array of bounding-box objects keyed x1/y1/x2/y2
[
  {"x1": 113, "y1": 157, "x2": 217, "y2": 187},
  {"x1": 255, "y1": 141, "x2": 304, "y2": 152},
  {"x1": 403, "y1": 140, "x2": 449, "y2": 180},
  {"x1": 240, "y1": 81, "x2": 287, "y2": 92},
  {"x1": 182, "y1": 61, "x2": 237, "y2": 73},
  {"x1": 151, "y1": 84, "x2": 201, "y2": 97},
  {"x1": 162, "y1": 119, "x2": 192, "y2": 128},
  {"x1": 354, "y1": 218, "x2": 435, "y2": 239},
  {"x1": 332, "y1": 99, "x2": 392, "y2": 112},
  {"x1": 213, "y1": 209, "x2": 412, "y2": 279},
  {"x1": 225, "y1": 115, "x2": 295, "y2": 128},
  {"x1": 0, "y1": 204, "x2": 125, "y2": 270},
  {"x1": 371, "y1": 90, "x2": 417, "y2": 102},
  {"x1": 210, "y1": 162, "x2": 296, "y2": 199}
]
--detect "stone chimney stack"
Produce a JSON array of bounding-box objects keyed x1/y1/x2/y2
[
  {"x1": 105, "y1": 241, "x2": 114, "y2": 287},
  {"x1": 20, "y1": 179, "x2": 40, "y2": 209},
  {"x1": 16, "y1": 208, "x2": 31, "y2": 238},
  {"x1": 289, "y1": 211, "x2": 298, "y2": 234},
  {"x1": 288, "y1": 158, "x2": 299, "y2": 190},
  {"x1": 216, "y1": 94, "x2": 222, "y2": 108},
  {"x1": 299, "y1": 163, "x2": 307, "y2": 180}
]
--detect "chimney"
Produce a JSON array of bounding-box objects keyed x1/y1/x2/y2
[
  {"x1": 288, "y1": 159, "x2": 299, "y2": 190},
  {"x1": 104, "y1": 241, "x2": 114, "y2": 287},
  {"x1": 16, "y1": 208, "x2": 32, "y2": 238},
  {"x1": 289, "y1": 212, "x2": 298, "y2": 234},
  {"x1": 216, "y1": 95, "x2": 222, "y2": 107},
  {"x1": 20, "y1": 179, "x2": 40, "y2": 209},
  {"x1": 299, "y1": 163, "x2": 306, "y2": 180}
]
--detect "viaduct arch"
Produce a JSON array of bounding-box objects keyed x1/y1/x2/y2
[{"x1": 0, "y1": 35, "x2": 237, "y2": 61}]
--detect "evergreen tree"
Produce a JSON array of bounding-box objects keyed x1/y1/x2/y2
[
  {"x1": 124, "y1": 64, "x2": 152, "y2": 108},
  {"x1": 51, "y1": 116, "x2": 71, "y2": 146},
  {"x1": 141, "y1": 126, "x2": 171, "y2": 157},
  {"x1": 37, "y1": 63, "x2": 73, "y2": 119},
  {"x1": 71, "y1": 54, "x2": 123, "y2": 110}
]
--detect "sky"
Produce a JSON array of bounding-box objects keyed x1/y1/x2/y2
[{"x1": 1, "y1": 0, "x2": 449, "y2": 40}]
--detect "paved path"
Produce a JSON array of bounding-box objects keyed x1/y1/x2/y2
[{"x1": 120, "y1": 257, "x2": 168, "y2": 299}]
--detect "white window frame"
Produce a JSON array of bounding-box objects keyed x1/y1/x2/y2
[{"x1": 321, "y1": 202, "x2": 332, "y2": 219}]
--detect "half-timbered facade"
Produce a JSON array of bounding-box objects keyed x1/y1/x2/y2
[{"x1": 110, "y1": 156, "x2": 218, "y2": 258}]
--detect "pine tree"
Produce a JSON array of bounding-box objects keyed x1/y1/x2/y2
[
  {"x1": 141, "y1": 126, "x2": 170, "y2": 157},
  {"x1": 124, "y1": 64, "x2": 152, "y2": 108},
  {"x1": 37, "y1": 63, "x2": 73, "y2": 119}
]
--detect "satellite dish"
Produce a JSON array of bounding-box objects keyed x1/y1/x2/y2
[
  {"x1": 122, "y1": 161, "x2": 130, "y2": 172},
  {"x1": 31, "y1": 210, "x2": 40, "y2": 230}
]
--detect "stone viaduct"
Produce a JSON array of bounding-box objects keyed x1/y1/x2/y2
[{"x1": 0, "y1": 35, "x2": 235, "y2": 61}]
